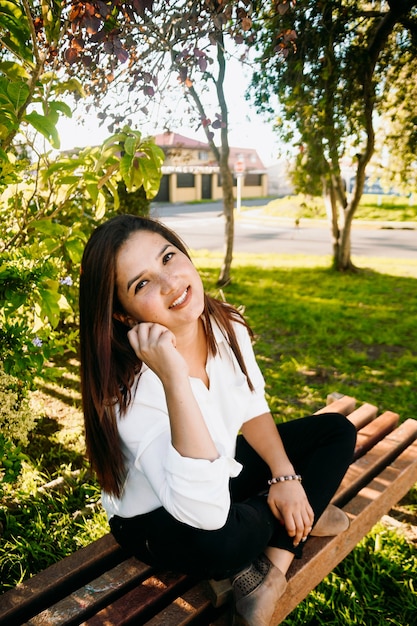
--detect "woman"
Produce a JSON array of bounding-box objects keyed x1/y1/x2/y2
[{"x1": 79, "y1": 214, "x2": 356, "y2": 626}]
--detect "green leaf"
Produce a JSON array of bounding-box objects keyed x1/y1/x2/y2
[
  {"x1": 0, "y1": 118, "x2": 16, "y2": 138},
  {"x1": 123, "y1": 135, "x2": 137, "y2": 156},
  {"x1": 31, "y1": 219, "x2": 67, "y2": 238},
  {"x1": 64, "y1": 237, "x2": 85, "y2": 264},
  {"x1": 41, "y1": 0, "x2": 63, "y2": 44},
  {"x1": 94, "y1": 193, "x2": 106, "y2": 220},
  {"x1": 119, "y1": 152, "x2": 134, "y2": 187},
  {"x1": 24, "y1": 111, "x2": 60, "y2": 149},
  {"x1": 85, "y1": 183, "x2": 99, "y2": 203},
  {"x1": 0, "y1": 61, "x2": 29, "y2": 82},
  {"x1": 137, "y1": 158, "x2": 162, "y2": 198},
  {"x1": 38, "y1": 286, "x2": 61, "y2": 328},
  {"x1": 45, "y1": 158, "x2": 84, "y2": 176},
  {"x1": 7, "y1": 81, "x2": 30, "y2": 109},
  {"x1": 4, "y1": 290, "x2": 26, "y2": 311},
  {"x1": 0, "y1": 0, "x2": 24, "y2": 19},
  {"x1": 52, "y1": 77, "x2": 86, "y2": 98},
  {"x1": 0, "y1": 1, "x2": 32, "y2": 62},
  {"x1": 49, "y1": 100, "x2": 72, "y2": 119}
]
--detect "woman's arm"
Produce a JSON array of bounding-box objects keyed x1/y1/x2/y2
[
  {"x1": 241, "y1": 412, "x2": 314, "y2": 546},
  {"x1": 128, "y1": 321, "x2": 219, "y2": 461}
]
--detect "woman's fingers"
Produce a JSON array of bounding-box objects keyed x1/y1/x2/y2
[
  {"x1": 268, "y1": 485, "x2": 315, "y2": 547},
  {"x1": 128, "y1": 322, "x2": 174, "y2": 357}
]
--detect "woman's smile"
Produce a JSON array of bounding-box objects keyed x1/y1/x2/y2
[{"x1": 169, "y1": 287, "x2": 190, "y2": 309}]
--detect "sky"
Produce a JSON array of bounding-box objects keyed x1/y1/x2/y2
[{"x1": 56, "y1": 59, "x2": 282, "y2": 167}]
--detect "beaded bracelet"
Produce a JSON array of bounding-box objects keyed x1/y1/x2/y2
[{"x1": 268, "y1": 474, "x2": 302, "y2": 486}]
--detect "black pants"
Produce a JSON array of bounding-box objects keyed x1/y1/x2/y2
[{"x1": 110, "y1": 412, "x2": 356, "y2": 580}]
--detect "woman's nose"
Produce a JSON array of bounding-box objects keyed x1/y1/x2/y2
[{"x1": 160, "y1": 272, "x2": 176, "y2": 293}]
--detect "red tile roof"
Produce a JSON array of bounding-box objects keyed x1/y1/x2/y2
[
  {"x1": 154, "y1": 132, "x2": 265, "y2": 171},
  {"x1": 154, "y1": 132, "x2": 209, "y2": 149}
]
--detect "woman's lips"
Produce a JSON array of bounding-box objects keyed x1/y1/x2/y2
[{"x1": 169, "y1": 287, "x2": 189, "y2": 308}]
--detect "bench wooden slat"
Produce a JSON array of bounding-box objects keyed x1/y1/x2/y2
[
  {"x1": 345, "y1": 402, "x2": 378, "y2": 430},
  {"x1": 270, "y1": 439, "x2": 417, "y2": 624},
  {"x1": 319, "y1": 394, "x2": 357, "y2": 415},
  {"x1": 353, "y1": 410, "x2": 399, "y2": 459},
  {"x1": 82, "y1": 571, "x2": 193, "y2": 625},
  {"x1": 26, "y1": 558, "x2": 152, "y2": 626},
  {"x1": 0, "y1": 534, "x2": 124, "y2": 625},
  {"x1": 143, "y1": 582, "x2": 214, "y2": 625},
  {"x1": 333, "y1": 418, "x2": 417, "y2": 506}
]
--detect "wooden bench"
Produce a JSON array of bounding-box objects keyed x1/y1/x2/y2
[{"x1": 1, "y1": 394, "x2": 416, "y2": 626}]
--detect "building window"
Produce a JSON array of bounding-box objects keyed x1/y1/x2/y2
[
  {"x1": 198, "y1": 151, "x2": 209, "y2": 161},
  {"x1": 245, "y1": 173, "x2": 262, "y2": 186},
  {"x1": 177, "y1": 173, "x2": 195, "y2": 188}
]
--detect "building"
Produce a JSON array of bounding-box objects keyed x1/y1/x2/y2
[{"x1": 153, "y1": 132, "x2": 267, "y2": 202}]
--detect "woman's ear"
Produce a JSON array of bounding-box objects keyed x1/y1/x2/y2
[{"x1": 113, "y1": 312, "x2": 138, "y2": 328}]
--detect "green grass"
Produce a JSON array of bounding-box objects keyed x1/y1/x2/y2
[
  {"x1": 285, "y1": 524, "x2": 417, "y2": 625},
  {"x1": 240, "y1": 193, "x2": 417, "y2": 222},
  {"x1": 1, "y1": 252, "x2": 416, "y2": 623},
  {"x1": 194, "y1": 251, "x2": 417, "y2": 424}
]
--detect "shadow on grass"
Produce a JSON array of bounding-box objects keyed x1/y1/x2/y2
[{"x1": 26, "y1": 416, "x2": 85, "y2": 474}]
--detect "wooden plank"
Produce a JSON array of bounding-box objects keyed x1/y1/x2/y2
[
  {"x1": 270, "y1": 440, "x2": 417, "y2": 624},
  {"x1": 0, "y1": 534, "x2": 124, "y2": 626},
  {"x1": 345, "y1": 402, "x2": 378, "y2": 430},
  {"x1": 144, "y1": 582, "x2": 213, "y2": 625},
  {"x1": 353, "y1": 410, "x2": 399, "y2": 459},
  {"x1": 317, "y1": 394, "x2": 356, "y2": 416},
  {"x1": 26, "y1": 558, "x2": 152, "y2": 626},
  {"x1": 333, "y1": 419, "x2": 417, "y2": 507},
  {"x1": 83, "y1": 570, "x2": 193, "y2": 625}
]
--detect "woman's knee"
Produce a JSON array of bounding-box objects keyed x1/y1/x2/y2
[{"x1": 325, "y1": 411, "x2": 357, "y2": 453}]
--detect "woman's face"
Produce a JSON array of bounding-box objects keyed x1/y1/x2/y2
[{"x1": 114, "y1": 230, "x2": 205, "y2": 332}]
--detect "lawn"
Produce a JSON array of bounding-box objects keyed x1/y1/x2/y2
[
  {"x1": 1, "y1": 251, "x2": 416, "y2": 624},
  {"x1": 240, "y1": 193, "x2": 417, "y2": 223}
]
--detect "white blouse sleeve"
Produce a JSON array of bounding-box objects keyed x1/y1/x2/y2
[{"x1": 136, "y1": 431, "x2": 242, "y2": 530}]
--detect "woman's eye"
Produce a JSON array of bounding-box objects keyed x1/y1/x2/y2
[
  {"x1": 134, "y1": 280, "x2": 148, "y2": 293},
  {"x1": 163, "y1": 252, "x2": 175, "y2": 264}
]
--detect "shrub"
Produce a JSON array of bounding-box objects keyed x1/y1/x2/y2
[{"x1": 0, "y1": 364, "x2": 37, "y2": 445}]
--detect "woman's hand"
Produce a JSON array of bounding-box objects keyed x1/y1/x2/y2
[
  {"x1": 128, "y1": 322, "x2": 218, "y2": 461},
  {"x1": 267, "y1": 481, "x2": 314, "y2": 547},
  {"x1": 127, "y1": 322, "x2": 188, "y2": 382}
]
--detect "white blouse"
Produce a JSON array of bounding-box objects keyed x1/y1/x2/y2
[{"x1": 101, "y1": 318, "x2": 270, "y2": 530}]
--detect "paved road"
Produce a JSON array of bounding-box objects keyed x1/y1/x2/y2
[{"x1": 151, "y1": 201, "x2": 417, "y2": 259}]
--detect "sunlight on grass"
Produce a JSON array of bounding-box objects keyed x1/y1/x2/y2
[
  {"x1": 239, "y1": 193, "x2": 417, "y2": 223},
  {"x1": 192, "y1": 250, "x2": 417, "y2": 279}
]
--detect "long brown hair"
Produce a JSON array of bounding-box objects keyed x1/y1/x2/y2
[{"x1": 79, "y1": 214, "x2": 254, "y2": 497}]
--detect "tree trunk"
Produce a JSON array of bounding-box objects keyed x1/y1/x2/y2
[
  {"x1": 337, "y1": 219, "x2": 355, "y2": 271},
  {"x1": 323, "y1": 177, "x2": 340, "y2": 266},
  {"x1": 217, "y1": 159, "x2": 234, "y2": 286},
  {"x1": 187, "y1": 30, "x2": 235, "y2": 285}
]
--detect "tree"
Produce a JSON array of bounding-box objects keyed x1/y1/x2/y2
[
  {"x1": 1, "y1": 2, "x2": 164, "y2": 394},
  {"x1": 60, "y1": 0, "x2": 278, "y2": 285},
  {"x1": 251, "y1": 0, "x2": 417, "y2": 270}
]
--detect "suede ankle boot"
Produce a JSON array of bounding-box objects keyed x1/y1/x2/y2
[
  {"x1": 311, "y1": 504, "x2": 350, "y2": 537},
  {"x1": 232, "y1": 554, "x2": 287, "y2": 626}
]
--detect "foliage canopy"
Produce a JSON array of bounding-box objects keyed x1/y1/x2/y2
[{"x1": 251, "y1": 0, "x2": 417, "y2": 270}]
